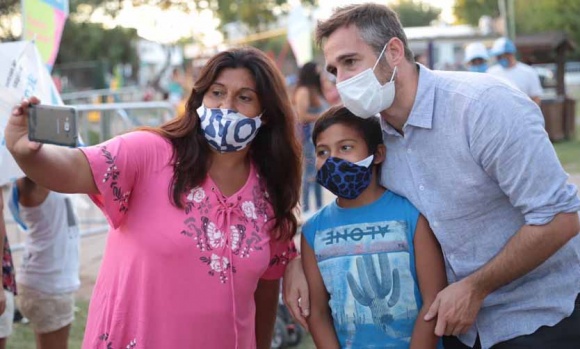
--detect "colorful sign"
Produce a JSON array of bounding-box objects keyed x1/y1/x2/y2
[
  {"x1": 21, "y1": 0, "x2": 69, "y2": 70},
  {"x1": 0, "y1": 41, "x2": 64, "y2": 185}
]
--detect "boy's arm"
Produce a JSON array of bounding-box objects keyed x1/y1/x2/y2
[
  {"x1": 301, "y1": 235, "x2": 340, "y2": 349},
  {"x1": 410, "y1": 215, "x2": 447, "y2": 349},
  {"x1": 254, "y1": 279, "x2": 280, "y2": 349},
  {"x1": 15, "y1": 177, "x2": 50, "y2": 207}
]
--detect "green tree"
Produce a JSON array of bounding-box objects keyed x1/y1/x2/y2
[
  {"x1": 455, "y1": 0, "x2": 580, "y2": 59},
  {"x1": 67, "y1": 0, "x2": 316, "y2": 33},
  {"x1": 392, "y1": 0, "x2": 441, "y2": 27},
  {"x1": 0, "y1": 0, "x2": 20, "y2": 40},
  {"x1": 56, "y1": 21, "x2": 138, "y2": 67},
  {"x1": 55, "y1": 21, "x2": 139, "y2": 89},
  {"x1": 211, "y1": 0, "x2": 316, "y2": 32},
  {"x1": 2, "y1": 0, "x2": 318, "y2": 41},
  {"x1": 514, "y1": 0, "x2": 580, "y2": 59},
  {"x1": 453, "y1": 0, "x2": 499, "y2": 25}
]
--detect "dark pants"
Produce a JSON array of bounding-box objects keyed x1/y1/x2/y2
[
  {"x1": 301, "y1": 173, "x2": 323, "y2": 212},
  {"x1": 302, "y1": 155, "x2": 322, "y2": 212},
  {"x1": 443, "y1": 294, "x2": 580, "y2": 349}
]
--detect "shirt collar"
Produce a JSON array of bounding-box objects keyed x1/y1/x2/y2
[{"x1": 380, "y1": 63, "x2": 436, "y2": 136}]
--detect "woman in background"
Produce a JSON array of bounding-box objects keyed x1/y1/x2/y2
[{"x1": 294, "y1": 62, "x2": 327, "y2": 215}]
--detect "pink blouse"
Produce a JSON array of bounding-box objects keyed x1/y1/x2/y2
[{"x1": 80, "y1": 131, "x2": 295, "y2": 348}]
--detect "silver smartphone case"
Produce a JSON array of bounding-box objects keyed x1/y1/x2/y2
[{"x1": 28, "y1": 105, "x2": 78, "y2": 147}]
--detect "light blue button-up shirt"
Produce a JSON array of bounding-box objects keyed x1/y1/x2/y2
[{"x1": 381, "y1": 64, "x2": 580, "y2": 349}]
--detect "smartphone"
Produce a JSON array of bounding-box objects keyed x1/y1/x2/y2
[{"x1": 28, "y1": 104, "x2": 78, "y2": 147}]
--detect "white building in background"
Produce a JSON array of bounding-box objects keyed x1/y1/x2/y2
[{"x1": 405, "y1": 24, "x2": 500, "y2": 71}]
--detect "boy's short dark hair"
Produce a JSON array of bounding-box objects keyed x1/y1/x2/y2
[{"x1": 312, "y1": 105, "x2": 383, "y2": 156}]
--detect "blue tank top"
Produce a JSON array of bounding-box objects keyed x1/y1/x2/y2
[{"x1": 303, "y1": 191, "x2": 425, "y2": 348}]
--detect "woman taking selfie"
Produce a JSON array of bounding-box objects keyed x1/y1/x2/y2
[{"x1": 5, "y1": 47, "x2": 302, "y2": 348}]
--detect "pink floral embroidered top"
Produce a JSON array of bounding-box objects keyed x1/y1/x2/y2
[{"x1": 80, "y1": 131, "x2": 296, "y2": 349}]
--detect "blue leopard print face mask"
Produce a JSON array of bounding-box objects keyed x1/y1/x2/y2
[{"x1": 316, "y1": 155, "x2": 374, "y2": 200}]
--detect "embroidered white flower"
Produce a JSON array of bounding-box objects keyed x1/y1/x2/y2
[
  {"x1": 209, "y1": 254, "x2": 222, "y2": 271},
  {"x1": 125, "y1": 339, "x2": 137, "y2": 349},
  {"x1": 206, "y1": 222, "x2": 225, "y2": 249},
  {"x1": 210, "y1": 254, "x2": 229, "y2": 272},
  {"x1": 187, "y1": 187, "x2": 206, "y2": 202},
  {"x1": 242, "y1": 201, "x2": 257, "y2": 219},
  {"x1": 193, "y1": 187, "x2": 206, "y2": 202}
]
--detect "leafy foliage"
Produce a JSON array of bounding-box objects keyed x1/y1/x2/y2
[
  {"x1": 56, "y1": 21, "x2": 139, "y2": 67},
  {"x1": 68, "y1": 0, "x2": 316, "y2": 31},
  {"x1": 453, "y1": 0, "x2": 499, "y2": 25},
  {"x1": 0, "y1": 0, "x2": 20, "y2": 40},
  {"x1": 454, "y1": 0, "x2": 580, "y2": 59},
  {"x1": 514, "y1": 0, "x2": 580, "y2": 59},
  {"x1": 391, "y1": 0, "x2": 441, "y2": 27}
]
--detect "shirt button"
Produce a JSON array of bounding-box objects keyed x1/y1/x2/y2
[
  {"x1": 419, "y1": 185, "x2": 425, "y2": 191},
  {"x1": 432, "y1": 221, "x2": 438, "y2": 228},
  {"x1": 407, "y1": 148, "x2": 412, "y2": 154}
]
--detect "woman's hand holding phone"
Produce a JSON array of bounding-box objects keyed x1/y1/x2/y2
[{"x1": 5, "y1": 97, "x2": 42, "y2": 159}]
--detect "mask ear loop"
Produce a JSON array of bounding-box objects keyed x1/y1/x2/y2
[
  {"x1": 389, "y1": 66, "x2": 398, "y2": 82},
  {"x1": 372, "y1": 43, "x2": 389, "y2": 71},
  {"x1": 372, "y1": 41, "x2": 397, "y2": 83}
]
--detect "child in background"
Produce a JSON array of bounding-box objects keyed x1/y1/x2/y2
[
  {"x1": 301, "y1": 106, "x2": 447, "y2": 348},
  {"x1": 9, "y1": 177, "x2": 80, "y2": 349}
]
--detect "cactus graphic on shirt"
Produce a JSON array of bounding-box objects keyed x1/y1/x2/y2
[{"x1": 347, "y1": 253, "x2": 400, "y2": 332}]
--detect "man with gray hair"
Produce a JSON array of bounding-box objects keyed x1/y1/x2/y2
[{"x1": 283, "y1": 3, "x2": 580, "y2": 349}]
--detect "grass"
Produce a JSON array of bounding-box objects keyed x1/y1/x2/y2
[
  {"x1": 9, "y1": 299, "x2": 315, "y2": 349},
  {"x1": 552, "y1": 87, "x2": 580, "y2": 173},
  {"x1": 554, "y1": 136, "x2": 580, "y2": 173}
]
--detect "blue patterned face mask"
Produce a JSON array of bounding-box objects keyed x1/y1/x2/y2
[
  {"x1": 197, "y1": 105, "x2": 262, "y2": 153},
  {"x1": 316, "y1": 155, "x2": 374, "y2": 200}
]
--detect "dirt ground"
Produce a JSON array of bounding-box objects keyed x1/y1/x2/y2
[{"x1": 3, "y1": 174, "x2": 580, "y2": 301}]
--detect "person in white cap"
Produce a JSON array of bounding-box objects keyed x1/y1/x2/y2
[
  {"x1": 464, "y1": 42, "x2": 489, "y2": 73},
  {"x1": 488, "y1": 37, "x2": 543, "y2": 106}
]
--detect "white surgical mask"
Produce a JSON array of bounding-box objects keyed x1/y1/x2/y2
[
  {"x1": 336, "y1": 43, "x2": 397, "y2": 119},
  {"x1": 197, "y1": 105, "x2": 262, "y2": 153}
]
